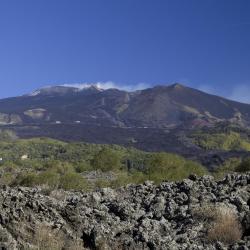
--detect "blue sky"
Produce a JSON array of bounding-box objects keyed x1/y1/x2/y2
[{"x1": 0, "y1": 0, "x2": 250, "y2": 102}]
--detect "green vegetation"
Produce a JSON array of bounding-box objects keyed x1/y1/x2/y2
[
  {"x1": 213, "y1": 158, "x2": 241, "y2": 179},
  {"x1": 191, "y1": 131, "x2": 250, "y2": 151},
  {"x1": 145, "y1": 152, "x2": 207, "y2": 183},
  {"x1": 0, "y1": 135, "x2": 249, "y2": 190},
  {"x1": 235, "y1": 157, "x2": 250, "y2": 172},
  {"x1": 91, "y1": 148, "x2": 122, "y2": 171},
  {"x1": 0, "y1": 138, "x2": 207, "y2": 190},
  {"x1": 214, "y1": 157, "x2": 250, "y2": 179}
]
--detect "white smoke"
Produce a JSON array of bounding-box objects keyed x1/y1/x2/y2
[
  {"x1": 61, "y1": 81, "x2": 150, "y2": 92},
  {"x1": 35, "y1": 81, "x2": 250, "y2": 104}
]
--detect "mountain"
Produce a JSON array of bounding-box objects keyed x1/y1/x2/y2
[
  {"x1": 0, "y1": 83, "x2": 250, "y2": 159},
  {"x1": 0, "y1": 83, "x2": 249, "y2": 128}
]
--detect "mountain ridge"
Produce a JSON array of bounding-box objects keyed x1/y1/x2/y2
[
  {"x1": 0, "y1": 83, "x2": 249, "y2": 128},
  {"x1": 0, "y1": 83, "x2": 249, "y2": 158}
]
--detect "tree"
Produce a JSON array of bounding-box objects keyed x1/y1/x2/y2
[{"x1": 91, "y1": 148, "x2": 122, "y2": 172}]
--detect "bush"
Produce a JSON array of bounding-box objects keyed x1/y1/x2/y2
[
  {"x1": 0, "y1": 172, "x2": 16, "y2": 185},
  {"x1": 191, "y1": 131, "x2": 250, "y2": 151},
  {"x1": 207, "y1": 206, "x2": 242, "y2": 244},
  {"x1": 110, "y1": 170, "x2": 148, "y2": 188},
  {"x1": 75, "y1": 161, "x2": 92, "y2": 173},
  {"x1": 34, "y1": 223, "x2": 64, "y2": 250},
  {"x1": 15, "y1": 159, "x2": 42, "y2": 170},
  {"x1": 183, "y1": 160, "x2": 207, "y2": 176},
  {"x1": 0, "y1": 138, "x2": 211, "y2": 190},
  {"x1": 213, "y1": 158, "x2": 242, "y2": 179},
  {"x1": 145, "y1": 153, "x2": 207, "y2": 183},
  {"x1": 11, "y1": 170, "x2": 89, "y2": 191},
  {"x1": 31, "y1": 222, "x2": 85, "y2": 250},
  {"x1": 15, "y1": 172, "x2": 38, "y2": 187},
  {"x1": 235, "y1": 157, "x2": 250, "y2": 172},
  {"x1": 91, "y1": 148, "x2": 122, "y2": 172},
  {"x1": 37, "y1": 170, "x2": 60, "y2": 189},
  {"x1": 43, "y1": 160, "x2": 74, "y2": 175},
  {"x1": 193, "y1": 204, "x2": 242, "y2": 244},
  {"x1": 59, "y1": 172, "x2": 88, "y2": 191}
]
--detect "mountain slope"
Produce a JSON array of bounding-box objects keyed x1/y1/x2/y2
[
  {"x1": 0, "y1": 83, "x2": 249, "y2": 128},
  {"x1": 121, "y1": 84, "x2": 250, "y2": 127}
]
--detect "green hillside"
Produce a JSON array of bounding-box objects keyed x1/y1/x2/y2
[
  {"x1": 189, "y1": 122, "x2": 250, "y2": 151},
  {"x1": 0, "y1": 137, "x2": 207, "y2": 190}
]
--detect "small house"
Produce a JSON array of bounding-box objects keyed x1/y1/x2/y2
[{"x1": 21, "y1": 154, "x2": 28, "y2": 160}]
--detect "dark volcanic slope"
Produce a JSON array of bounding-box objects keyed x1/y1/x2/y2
[
  {"x1": 7, "y1": 124, "x2": 190, "y2": 153},
  {"x1": 0, "y1": 83, "x2": 249, "y2": 128}
]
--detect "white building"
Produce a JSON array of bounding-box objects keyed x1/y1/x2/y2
[{"x1": 21, "y1": 155, "x2": 28, "y2": 160}]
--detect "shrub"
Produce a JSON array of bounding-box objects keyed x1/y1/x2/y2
[
  {"x1": 75, "y1": 161, "x2": 92, "y2": 173},
  {"x1": 0, "y1": 161, "x2": 18, "y2": 170},
  {"x1": 110, "y1": 170, "x2": 147, "y2": 188},
  {"x1": 145, "y1": 152, "x2": 207, "y2": 183},
  {"x1": 192, "y1": 204, "x2": 218, "y2": 223},
  {"x1": 146, "y1": 152, "x2": 183, "y2": 181},
  {"x1": 64, "y1": 239, "x2": 85, "y2": 250},
  {"x1": 213, "y1": 158, "x2": 242, "y2": 179},
  {"x1": 34, "y1": 223, "x2": 64, "y2": 250},
  {"x1": 91, "y1": 148, "x2": 122, "y2": 172},
  {"x1": 207, "y1": 206, "x2": 242, "y2": 244},
  {"x1": 0, "y1": 138, "x2": 210, "y2": 190},
  {"x1": 15, "y1": 159, "x2": 42, "y2": 170},
  {"x1": 94, "y1": 179, "x2": 110, "y2": 189},
  {"x1": 235, "y1": 157, "x2": 250, "y2": 172},
  {"x1": 31, "y1": 222, "x2": 85, "y2": 250},
  {"x1": 193, "y1": 204, "x2": 242, "y2": 244},
  {"x1": 184, "y1": 160, "x2": 207, "y2": 175},
  {"x1": 15, "y1": 172, "x2": 38, "y2": 187},
  {"x1": 44, "y1": 160, "x2": 74, "y2": 175},
  {"x1": 59, "y1": 172, "x2": 88, "y2": 191},
  {"x1": 37, "y1": 170, "x2": 60, "y2": 189},
  {"x1": 0, "y1": 172, "x2": 16, "y2": 185},
  {"x1": 191, "y1": 131, "x2": 250, "y2": 151}
]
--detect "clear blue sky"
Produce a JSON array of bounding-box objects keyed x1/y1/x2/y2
[{"x1": 0, "y1": 0, "x2": 250, "y2": 102}]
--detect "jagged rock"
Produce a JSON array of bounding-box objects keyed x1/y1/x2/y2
[{"x1": 0, "y1": 173, "x2": 249, "y2": 249}]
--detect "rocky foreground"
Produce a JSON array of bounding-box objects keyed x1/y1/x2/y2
[{"x1": 0, "y1": 173, "x2": 249, "y2": 250}]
